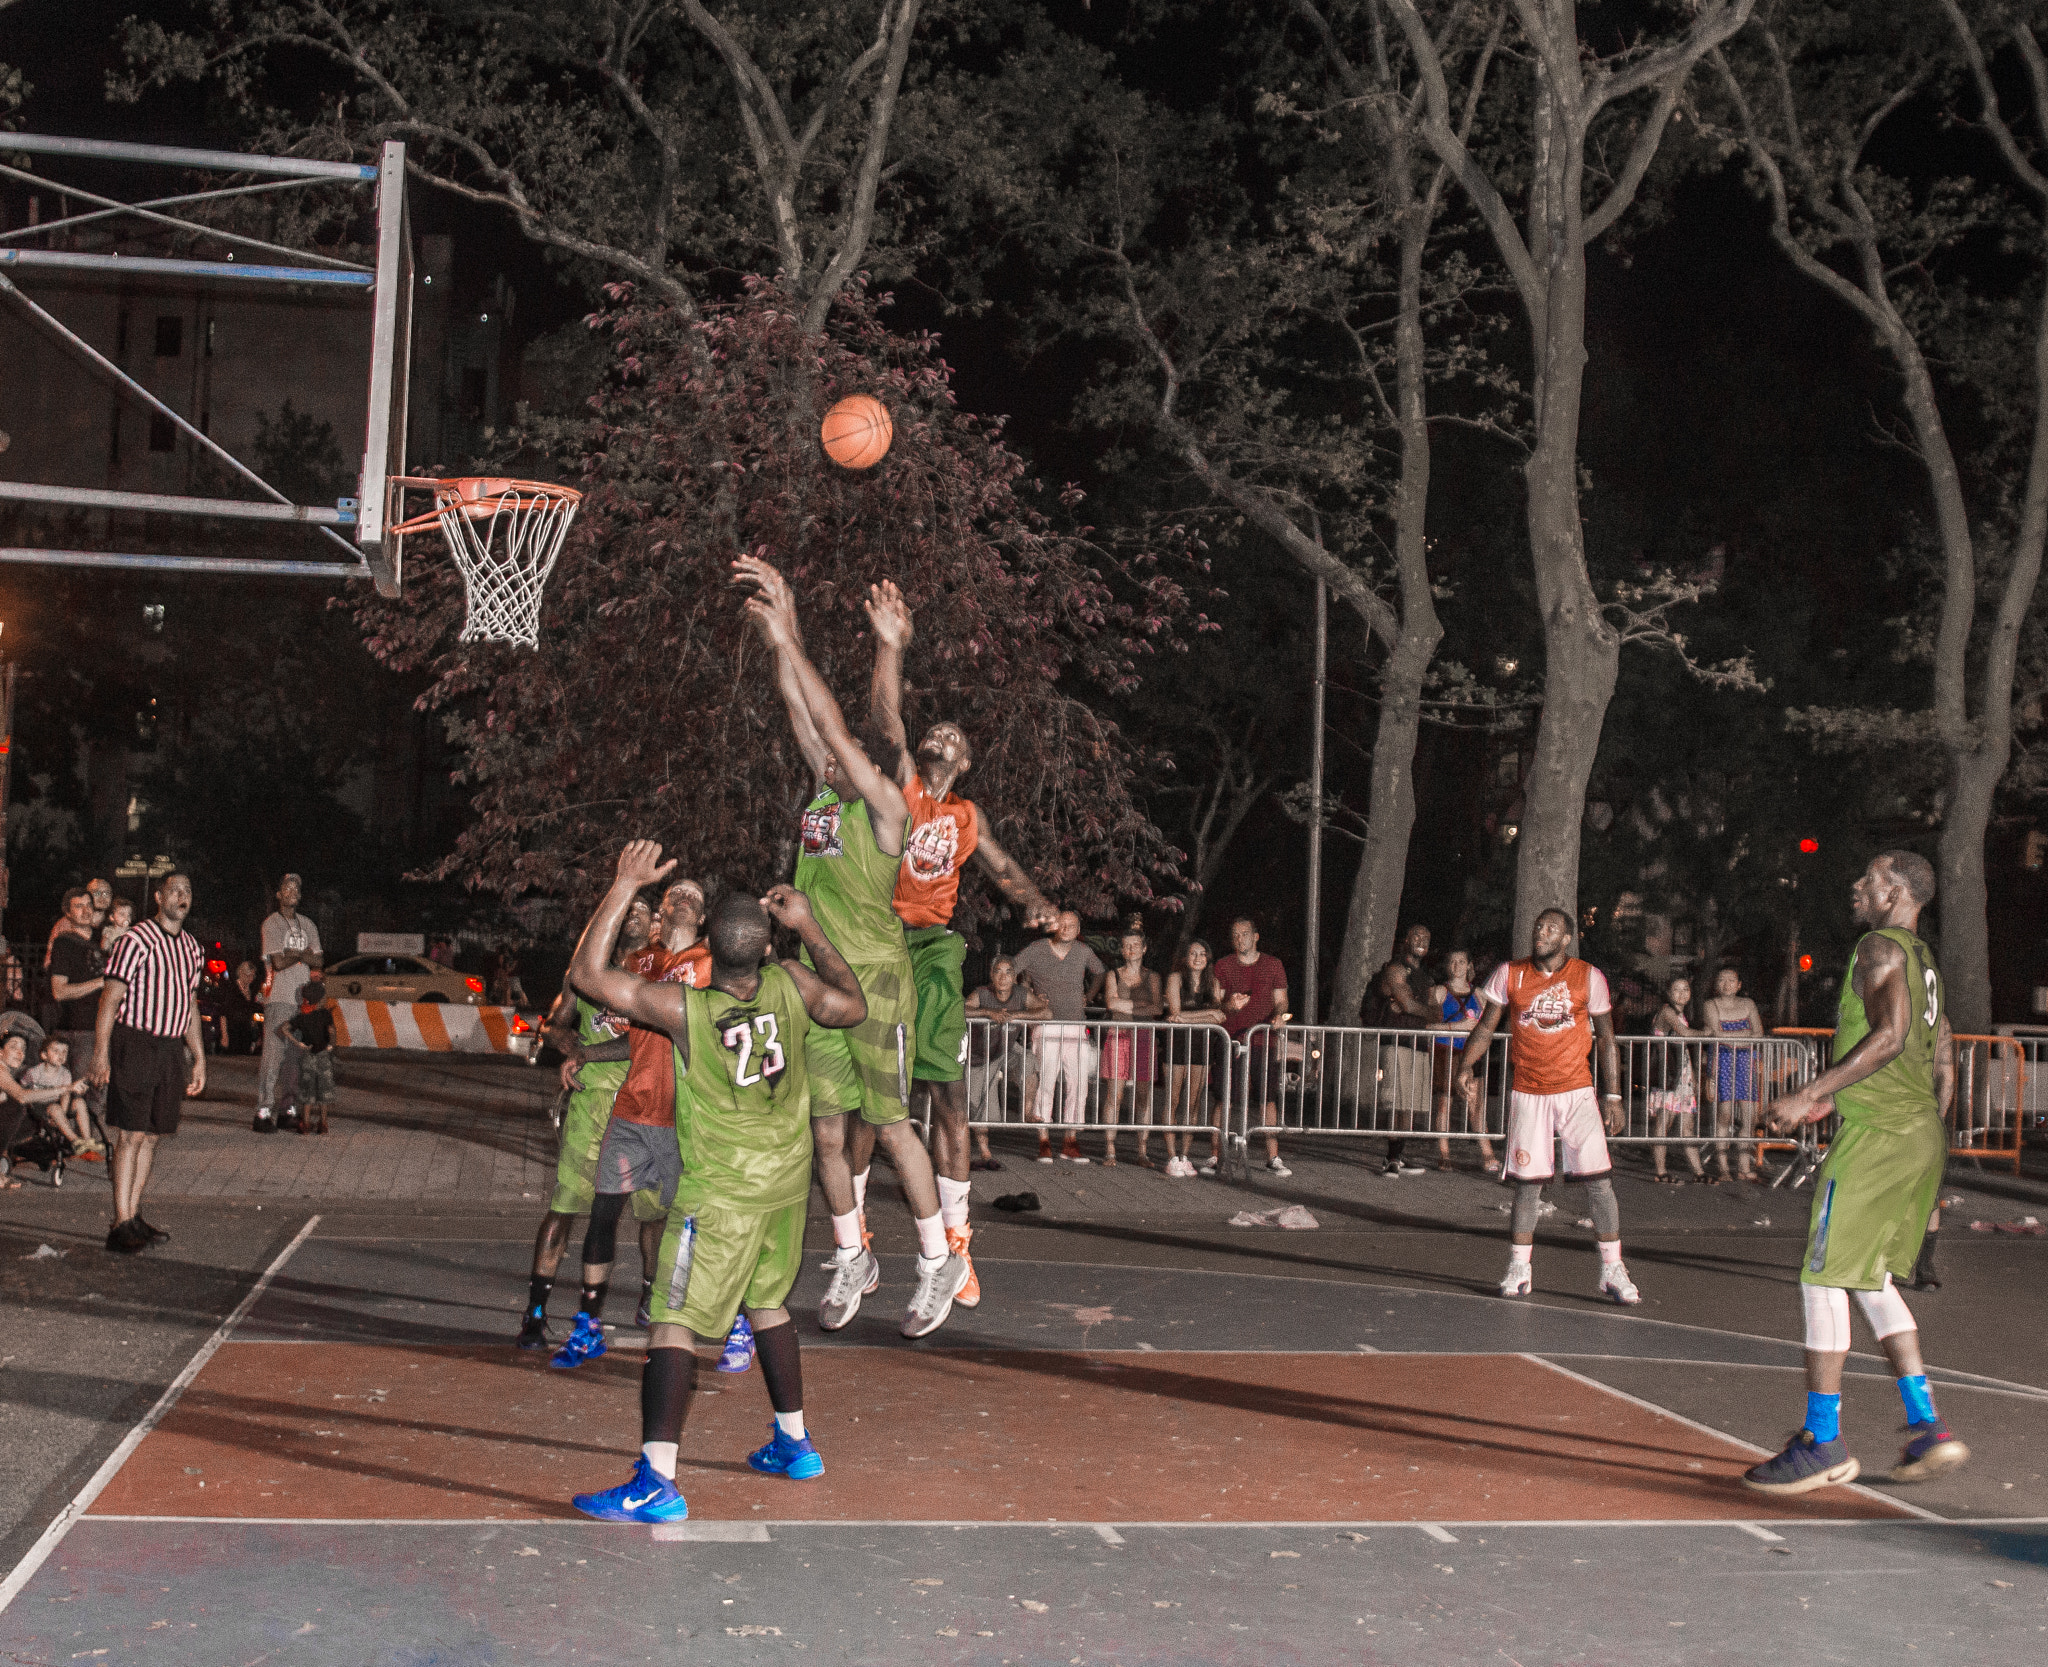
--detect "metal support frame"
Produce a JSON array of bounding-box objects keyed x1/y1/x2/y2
[
  {"x1": 0, "y1": 133, "x2": 375, "y2": 182},
  {"x1": 0, "y1": 248, "x2": 371, "y2": 286},
  {"x1": 0, "y1": 481, "x2": 353, "y2": 525},
  {"x1": 0, "y1": 549, "x2": 361, "y2": 578}
]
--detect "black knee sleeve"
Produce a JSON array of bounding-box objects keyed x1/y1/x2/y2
[
  {"x1": 640, "y1": 1344, "x2": 697, "y2": 1446},
  {"x1": 583, "y1": 1190, "x2": 626, "y2": 1266},
  {"x1": 753, "y1": 1319, "x2": 805, "y2": 1416}
]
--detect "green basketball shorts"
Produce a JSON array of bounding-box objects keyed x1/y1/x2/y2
[
  {"x1": 808, "y1": 955, "x2": 915, "y2": 1125},
  {"x1": 548, "y1": 1084, "x2": 666, "y2": 1222},
  {"x1": 905, "y1": 925, "x2": 968, "y2": 1084},
  {"x1": 1800, "y1": 1115, "x2": 1945, "y2": 1291},
  {"x1": 648, "y1": 1197, "x2": 808, "y2": 1338}
]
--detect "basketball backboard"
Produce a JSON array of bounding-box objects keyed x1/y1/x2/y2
[{"x1": 0, "y1": 132, "x2": 414, "y2": 591}]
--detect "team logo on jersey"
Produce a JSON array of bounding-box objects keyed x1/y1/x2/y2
[
  {"x1": 592, "y1": 1009, "x2": 630, "y2": 1041},
  {"x1": 801, "y1": 802, "x2": 843, "y2": 859},
  {"x1": 1517, "y1": 978, "x2": 1578, "y2": 1035},
  {"x1": 906, "y1": 813, "x2": 963, "y2": 882}
]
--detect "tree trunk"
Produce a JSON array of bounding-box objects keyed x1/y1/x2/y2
[{"x1": 1938, "y1": 750, "x2": 1999, "y2": 1031}]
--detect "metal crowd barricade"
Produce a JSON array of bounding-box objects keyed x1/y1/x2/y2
[
  {"x1": 947, "y1": 1016, "x2": 1235, "y2": 1162},
  {"x1": 1772, "y1": 1026, "x2": 2025, "y2": 1176}
]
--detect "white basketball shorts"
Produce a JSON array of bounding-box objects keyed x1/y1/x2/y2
[{"x1": 1504, "y1": 1087, "x2": 1612, "y2": 1182}]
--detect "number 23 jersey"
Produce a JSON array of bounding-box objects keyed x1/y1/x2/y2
[{"x1": 673, "y1": 962, "x2": 813, "y2": 1214}]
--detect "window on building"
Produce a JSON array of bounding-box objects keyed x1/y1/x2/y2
[
  {"x1": 148, "y1": 414, "x2": 176, "y2": 452},
  {"x1": 154, "y1": 316, "x2": 183, "y2": 357}
]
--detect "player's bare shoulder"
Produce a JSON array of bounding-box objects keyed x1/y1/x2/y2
[{"x1": 1851, "y1": 929, "x2": 1908, "y2": 995}]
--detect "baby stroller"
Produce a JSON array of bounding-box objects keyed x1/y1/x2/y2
[{"x1": 1, "y1": 1011, "x2": 71, "y2": 1188}]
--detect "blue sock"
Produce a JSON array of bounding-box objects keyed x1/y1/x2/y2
[
  {"x1": 1805, "y1": 1391, "x2": 1841, "y2": 1443},
  {"x1": 1898, "y1": 1373, "x2": 1937, "y2": 1427}
]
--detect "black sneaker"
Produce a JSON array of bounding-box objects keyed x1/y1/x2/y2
[
  {"x1": 516, "y1": 1312, "x2": 552, "y2": 1350},
  {"x1": 252, "y1": 1109, "x2": 277, "y2": 1134},
  {"x1": 105, "y1": 1218, "x2": 149, "y2": 1255},
  {"x1": 279, "y1": 1107, "x2": 301, "y2": 1132},
  {"x1": 134, "y1": 1217, "x2": 171, "y2": 1244}
]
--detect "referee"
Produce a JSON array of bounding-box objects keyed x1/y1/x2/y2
[{"x1": 87, "y1": 871, "x2": 206, "y2": 1255}]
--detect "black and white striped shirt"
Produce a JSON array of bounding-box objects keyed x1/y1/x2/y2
[{"x1": 104, "y1": 918, "x2": 204, "y2": 1039}]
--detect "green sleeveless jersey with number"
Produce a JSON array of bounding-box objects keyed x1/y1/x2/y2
[
  {"x1": 573, "y1": 997, "x2": 630, "y2": 1094},
  {"x1": 793, "y1": 786, "x2": 909, "y2": 968},
  {"x1": 672, "y1": 963, "x2": 813, "y2": 1213},
  {"x1": 1833, "y1": 927, "x2": 1943, "y2": 1134}
]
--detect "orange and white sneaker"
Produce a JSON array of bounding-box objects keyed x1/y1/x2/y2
[
  {"x1": 948, "y1": 1226, "x2": 981, "y2": 1308},
  {"x1": 859, "y1": 1210, "x2": 872, "y2": 1254}
]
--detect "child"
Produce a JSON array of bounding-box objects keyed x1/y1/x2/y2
[
  {"x1": 283, "y1": 980, "x2": 338, "y2": 1135},
  {"x1": 24, "y1": 1035, "x2": 100, "y2": 1159}
]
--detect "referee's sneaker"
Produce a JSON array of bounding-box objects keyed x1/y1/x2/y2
[{"x1": 88, "y1": 871, "x2": 206, "y2": 1255}]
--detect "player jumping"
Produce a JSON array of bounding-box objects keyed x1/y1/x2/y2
[
  {"x1": 569, "y1": 843, "x2": 867, "y2": 1523},
  {"x1": 1743, "y1": 850, "x2": 1969, "y2": 1495},
  {"x1": 865, "y1": 579, "x2": 1058, "y2": 1309},
  {"x1": 734, "y1": 556, "x2": 971, "y2": 1339},
  {"x1": 1456, "y1": 908, "x2": 1641, "y2": 1306}
]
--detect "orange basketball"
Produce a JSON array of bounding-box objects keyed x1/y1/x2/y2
[{"x1": 821, "y1": 395, "x2": 893, "y2": 470}]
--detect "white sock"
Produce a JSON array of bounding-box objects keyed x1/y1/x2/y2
[
  {"x1": 774, "y1": 1409, "x2": 806, "y2": 1441},
  {"x1": 852, "y1": 1168, "x2": 869, "y2": 1211},
  {"x1": 915, "y1": 1213, "x2": 948, "y2": 1260},
  {"x1": 1509, "y1": 1242, "x2": 1533, "y2": 1268},
  {"x1": 641, "y1": 1441, "x2": 679, "y2": 1481},
  {"x1": 937, "y1": 1176, "x2": 971, "y2": 1231},
  {"x1": 1598, "y1": 1239, "x2": 1624, "y2": 1267},
  {"x1": 832, "y1": 1211, "x2": 862, "y2": 1253}
]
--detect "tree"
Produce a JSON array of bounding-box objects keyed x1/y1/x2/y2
[
  {"x1": 1385, "y1": 0, "x2": 1755, "y2": 945},
  {"x1": 1709, "y1": 0, "x2": 2048, "y2": 1029},
  {"x1": 356, "y1": 282, "x2": 1189, "y2": 923}
]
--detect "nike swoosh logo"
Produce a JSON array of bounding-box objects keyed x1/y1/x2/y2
[{"x1": 623, "y1": 1489, "x2": 660, "y2": 1510}]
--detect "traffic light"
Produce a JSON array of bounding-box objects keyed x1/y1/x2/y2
[
  {"x1": 1799, "y1": 953, "x2": 1814, "y2": 972},
  {"x1": 1798, "y1": 837, "x2": 1820, "y2": 854}
]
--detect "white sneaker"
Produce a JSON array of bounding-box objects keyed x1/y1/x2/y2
[
  {"x1": 1598, "y1": 1261, "x2": 1642, "y2": 1306},
  {"x1": 902, "y1": 1252, "x2": 970, "y2": 1338},
  {"x1": 1265, "y1": 1157, "x2": 1292, "y2": 1177},
  {"x1": 1498, "y1": 1260, "x2": 1533, "y2": 1299},
  {"x1": 1172, "y1": 1157, "x2": 1195, "y2": 1177},
  {"x1": 1197, "y1": 1159, "x2": 1219, "y2": 1177},
  {"x1": 818, "y1": 1248, "x2": 879, "y2": 1331}
]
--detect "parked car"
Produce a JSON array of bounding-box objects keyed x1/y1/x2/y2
[{"x1": 323, "y1": 954, "x2": 487, "y2": 1005}]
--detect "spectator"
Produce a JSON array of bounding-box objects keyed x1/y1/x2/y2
[
  {"x1": 1010, "y1": 910, "x2": 1106, "y2": 1163},
  {"x1": 1163, "y1": 938, "x2": 1227, "y2": 1177},
  {"x1": 255, "y1": 873, "x2": 322, "y2": 1134},
  {"x1": 964, "y1": 955, "x2": 1047, "y2": 1169},
  {"x1": 0, "y1": 1031, "x2": 77, "y2": 1186},
  {"x1": 1648, "y1": 976, "x2": 1708, "y2": 1184},
  {"x1": 89, "y1": 870, "x2": 207, "y2": 1253},
  {"x1": 219, "y1": 960, "x2": 263, "y2": 1054},
  {"x1": 1428, "y1": 948, "x2": 1494, "y2": 1172},
  {"x1": 48, "y1": 887, "x2": 108, "y2": 1137},
  {"x1": 283, "y1": 979, "x2": 337, "y2": 1136},
  {"x1": 25, "y1": 1034, "x2": 97, "y2": 1158},
  {"x1": 1100, "y1": 928, "x2": 1165, "y2": 1167},
  {"x1": 1703, "y1": 964, "x2": 1767, "y2": 1183},
  {"x1": 428, "y1": 938, "x2": 455, "y2": 968},
  {"x1": 1364, "y1": 924, "x2": 1433, "y2": 1176},
  {"x1": 1214, "y1": 916, "x2": 1292, "y2": 1178},
  {"x1": 99, "y1": 899, "x2": 136, "y2": 956}
]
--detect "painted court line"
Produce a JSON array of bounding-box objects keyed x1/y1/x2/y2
[
  {"x1": 1093, "y1": 1525, "x2": 1126, "y2": 1546},
  {"x1": 78, "y1": 1514, "x2": 2048, "y2": 1530},
  {"x1": 1419, "y1": 1524, "x2": 1458, "y2": 1544},
  {"x1": 651, "y1": 1523, "x2": 772, "y2": 1543},
  {"x1": 0, "y1": 1213, "x2": 321, "y2": 1618},
  {"x1": 1523, "y1": 1353, "x2": 1939, "y2": 1523},
  {"x1": 1737, "y1": 1523, "x2": 1787, "y2": 1542}
]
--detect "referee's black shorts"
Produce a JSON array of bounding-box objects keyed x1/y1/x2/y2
[{"x1": 107, "y1": 1023, "x2": 192, "y2": 1136}]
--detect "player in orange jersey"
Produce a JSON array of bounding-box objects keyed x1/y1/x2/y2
[
  {"x1": 1455, "y1": 908, "x2": 1641, "y2": 1307},
  {"x1": 865, "y1": 581, "x2": 1058, "y2": 1308}
]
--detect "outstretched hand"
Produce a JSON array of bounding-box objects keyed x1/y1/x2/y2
[
  {"x1": 760, "y1": 884, "x2": 815, "y2": 930},
  {"x1": 1022, "y1": 897, "x2": 1059, "y2": 932},
  {"x1": 865, "y1": 580, "x2": 913, "y2": 650},
  {"x1": 614, "y1": 838, "x2": 677, "y2": 890},
  {"x1": 733, "y1": 556, "x2": 799, "y2": 648}
]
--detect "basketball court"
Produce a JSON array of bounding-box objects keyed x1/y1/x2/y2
[{"x1": 5, "y1": 1193, "x2": 2045, "y2": 1664}]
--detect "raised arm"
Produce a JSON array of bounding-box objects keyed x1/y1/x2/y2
[
  {"x1": 761, "y1": 884, "x2": 867, "y2": 1030},
  {"x1": 970, "y1": 830, "x2": 1058, "y2": 930},
  {"x1": 736, "y1": 555, "x2": 910, "y2": 853},
  {"x1": 865, "y1": 579, "x2": 916, "y2": 788},
  {"x1": 569, "y1": 842, "x2": 691, "y2": 1037},
  {"x1": 733, "y1": 558, "x2": 831, "y2": 778}
]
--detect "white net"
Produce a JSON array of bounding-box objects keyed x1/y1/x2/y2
[{"x1": 403, "y1": 478, "x2": 582, "y2": 647}]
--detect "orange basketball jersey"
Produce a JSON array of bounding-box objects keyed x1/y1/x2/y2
[
  {"x1": 1480, "y1": 956, "x2": 1611, "y2": 1096},
  {"x1": 892, "y1": 773, "x2": 980, "y2": 929}
]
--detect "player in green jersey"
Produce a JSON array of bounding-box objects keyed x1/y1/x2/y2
[
  {"x1": 516, "y1": 894, "x2": 662, "y2": 1350},
  {"x1": 733, "y1": 555, "x2": 973, "y2": 1340},
  {"x1": 569, "y1": 841, "x2": 868, "y2": 1523},
  {"x1": 1743, "y1": 850, "x2": 1969, "y2": 1496}
]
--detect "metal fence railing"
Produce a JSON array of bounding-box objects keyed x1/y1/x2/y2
[
  {"x1": 1775, "y1": 1026, "x2": 2025, "y2": 1176},
  {"x1": 944, "y1": 1016, "x2": 1237, "y2": 1167}
]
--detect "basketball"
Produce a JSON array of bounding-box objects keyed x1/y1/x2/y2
[{"x1": 821, "y1": 394, "x2": 893, "y2": 470}]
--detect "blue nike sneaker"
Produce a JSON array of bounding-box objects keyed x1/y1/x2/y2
[
  {"x1": 747, "y1": 1422, "x2": 825, "y2": 1481},
  {"x1": 1741, "y1": 1429, "x2": 1860, "y2": 1495},
  {"x1": 549, "y1": 1313, "x2": 607, "y2": 1370},
  {"x1": 1892, "y1": 1419, "x2": 1970, "y2": 1483},
  {"x1": 572, "y1": 1455, "x2": 690, "y2": 1523},
  {"x1": 718, "y1": 1314, "x2": 756, "y2": 1373}
]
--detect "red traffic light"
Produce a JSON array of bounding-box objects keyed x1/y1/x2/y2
[
  {"x1": 1798, "y1": 837, "x2": 1820, "y2": 854},
  {"x1": 1799, "y1": 953, "x2": 1814, "y2": 972}
]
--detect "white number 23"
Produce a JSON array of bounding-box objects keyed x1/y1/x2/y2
[{"x1": 720, "y1": 1013, "x2": 786, "y2": 1087}]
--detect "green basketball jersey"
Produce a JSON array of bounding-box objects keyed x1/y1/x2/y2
[
  {"x1": 573, "y1": 996, "x2": 630, "y2": 1094},
  {"x1": 673, "y1": 962, "x2": 813, "y2": 1213},
  {"x1": 793, "y1": 785, "x2": 909, "y2": 968},
  {"x1": 1833, "y1": 927, "x2": 1943, "y2": 1134}
]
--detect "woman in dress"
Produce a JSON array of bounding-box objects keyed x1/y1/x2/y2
[
  {"x1": 1162, "y1": 939, "x2": 1226, "y2": 1177},
  {"x1": 1427, "y1": 949, "x2": 1493, "y2": 1171},
  {"x1": 1648, "y1": 976, "x2": 1708, "y2": 1183},
  {"x1": 1100, "y1": 930, "x2": 1164, "y2": 1166},
  {"x1": 1703, "y1": 965, "x2": 1767, "y2": 1183}
]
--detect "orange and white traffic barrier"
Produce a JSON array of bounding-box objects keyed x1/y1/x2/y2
[{"x1": 326, "y1": 1001, "x2": 539, "y2": 1056}]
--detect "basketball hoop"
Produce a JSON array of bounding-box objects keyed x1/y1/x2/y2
[{"x1": 388, "y1": 476, "x2": 582, "y2": 647}]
